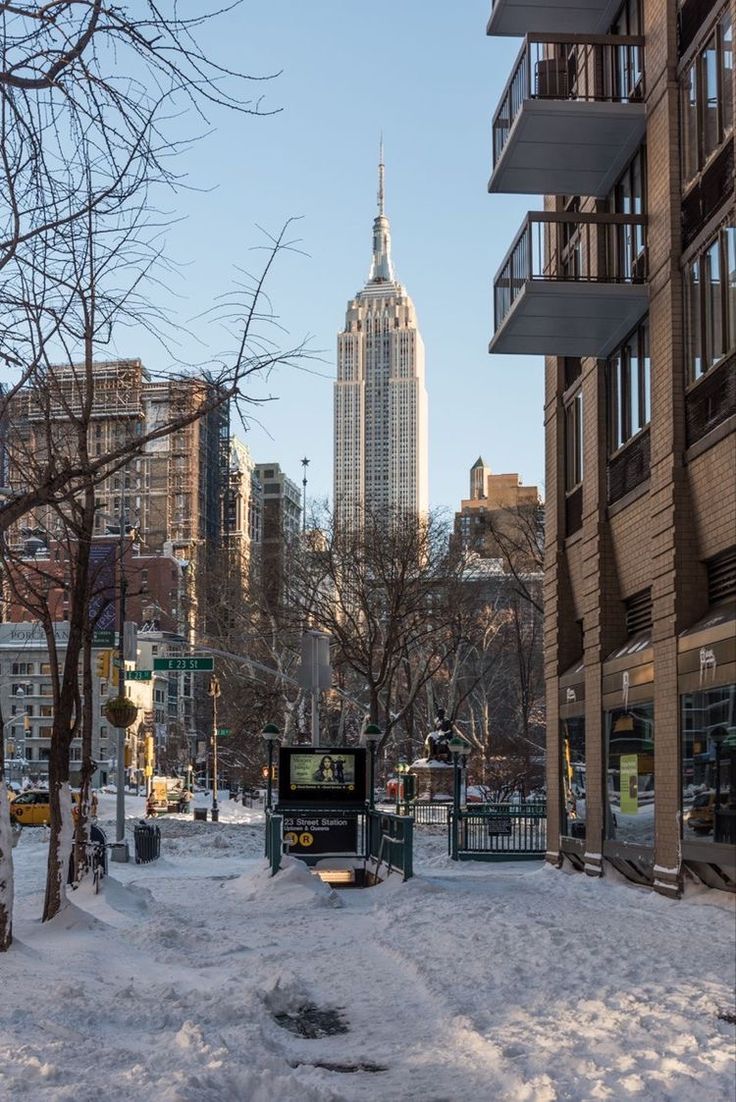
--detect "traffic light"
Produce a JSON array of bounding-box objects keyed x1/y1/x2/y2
[
  {"x1": 124, "y1": 743, "x2": 134, "y2": 768},
  {"x1": 23, "y1": 713, "x2": 30, "y2": 732},
  {"x1": 95, "y1": 649, "x2": 112, "y2": 680}
]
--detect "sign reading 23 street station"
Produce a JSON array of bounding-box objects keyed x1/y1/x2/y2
[{"x1": 283, "y1": 812, "x2": 359, "y2": 856}]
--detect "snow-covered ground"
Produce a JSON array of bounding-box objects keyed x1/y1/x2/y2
[{"x1": 1, "y1": 793, "x2": 734, "y2": 1101}]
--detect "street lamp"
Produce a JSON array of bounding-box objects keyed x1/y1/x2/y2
[
  {"x1": 262, "y1": 723, "x2": 281, "y2": 811},
  {"x1": 395, "y1": 760, "x2": 408, "y2": 814},
  {"x1": 362, "y1": 723, "x2": 381, "y2": 811},
  {"x1": 448, "y1": 735, "x2": 472, "y2": 861},
  {"x1": 208, "y1": 675, "x2": 221, "y2": 822}
]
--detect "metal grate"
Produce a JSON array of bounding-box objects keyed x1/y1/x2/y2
[
  {"x1": 707, "y1": 547, "x2": 736, "y2": 604},
  {"x1": 608, "y1": 428, "x2": 651, "y2": 505},
  {"x1": 625, "y1": 589, "x2": 652, "y2": 635},
  {"x1": 686, "y1": 354, "x2": 736, "y2": 446}
]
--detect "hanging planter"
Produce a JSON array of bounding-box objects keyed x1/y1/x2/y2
[{"x1": 104, "y1": 696, "x2": 138, "y2": 729}]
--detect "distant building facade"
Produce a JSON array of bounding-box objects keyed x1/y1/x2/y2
[
  {"x1": 254, "y1": 462, "x2": 301, "y2": 609},
  {"x1": 454, "y1": 459, "x2": 542, "y2": 567}
]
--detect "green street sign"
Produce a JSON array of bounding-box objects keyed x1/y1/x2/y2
[
  {"x1": 217, "y1": 727, "x2": 231, "y2": 737},
  {"x1": 126, "y1": 670, "x2": 152, "y2": 682},
  {"x1": 153, "y1": 656, "x2": 214, "y2": 672},
  {"x1": 92, "y1": 630, "x2": 115, "y2": 647}
]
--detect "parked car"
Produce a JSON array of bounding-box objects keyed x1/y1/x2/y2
[{"x1": 9, "y1": 789, "x2": 98, "y2": 827}]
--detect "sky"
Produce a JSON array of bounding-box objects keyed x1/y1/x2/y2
[{"x1": 115, "y1": 1, "x2": 543, "y2": 514}]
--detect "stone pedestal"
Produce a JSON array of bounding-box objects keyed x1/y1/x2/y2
[{"x1": 410, "y1": 759, "x2": 454, "y2": 802}]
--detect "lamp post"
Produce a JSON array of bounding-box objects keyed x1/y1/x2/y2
[
  {"x1": 395, "y1": 760, "x2": 407, "y2": 815},
  {"x1": 262, "y1": 723, "x2": 281, "y2": 811},
  {"x1": 362, "y1": 724, "x2": 381, "y2": 811},
  {"x1": 448, "y1": 735, "x2": 472, "y2": 861},
  {"x1": 208, "y1": 675, "x2": 221, "y2": 822}
]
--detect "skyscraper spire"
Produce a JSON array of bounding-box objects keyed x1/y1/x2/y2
[
  {"x1": 368, "y1": 136, "x2": 395, "y2": 284},
  {"x1": 378, "y1": 133, "x2": 385, "y2": 216}
]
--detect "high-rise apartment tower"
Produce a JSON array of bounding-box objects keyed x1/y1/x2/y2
[{"x1": 334, "y1": 148, "x2": 429, "y2": 527}]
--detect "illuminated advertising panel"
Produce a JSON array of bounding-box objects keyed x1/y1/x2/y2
[{"x1": 277, "y1": 747, "x2": 367, "y2": 805}]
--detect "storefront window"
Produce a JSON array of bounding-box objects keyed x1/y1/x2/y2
[
  {"x1": 606, "y1": 703, "x2": 655, "y2": 845},
  {"x1": 682, "y1": 685, "x2": 736, "y2": 845},
  {"x1": 561, "y1": 717, "x2": 586, "y2": 840}
]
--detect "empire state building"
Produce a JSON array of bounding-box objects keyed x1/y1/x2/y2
[{"x1": 333, "y1": 149, "x2": 428, "y2": 528}]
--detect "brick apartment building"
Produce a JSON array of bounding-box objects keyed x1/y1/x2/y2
[{"x1": 487, "y1": 0, "x2": 735, "y2": 893}]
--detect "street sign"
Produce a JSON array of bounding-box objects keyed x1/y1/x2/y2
[
  {"x1": 126, "y1": 670, "x2": 152, "y2": 682},
  {"x1": 152, "y1": 656, "x2": 214, "y2": 672},
  {"x1": 92, "y1": 630, "x2": 115, "y2": 647},
  {"x1": 217, "y1": 727, "x2": 231, "y2": 737}
]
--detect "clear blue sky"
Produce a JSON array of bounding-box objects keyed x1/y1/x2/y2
[{"x1": 119, "y1": 0, "x2": 543, "y2": 514}]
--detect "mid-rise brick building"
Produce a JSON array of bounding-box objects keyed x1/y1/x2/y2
[{"x1": 487, "y1": 0, "x2": 735, "y2": 893}]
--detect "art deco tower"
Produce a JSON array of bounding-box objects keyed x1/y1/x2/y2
[{"x1": 334, "y1": 147, "x2": 429, "y2": 528}]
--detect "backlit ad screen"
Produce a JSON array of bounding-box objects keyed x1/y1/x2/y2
[{"x1": 278, "y1": 747, "x2": 367, "y2": 805}]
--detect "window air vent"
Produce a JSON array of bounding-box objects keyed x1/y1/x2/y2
[
  {"x1": 707, "y1": 547, "x2": 736, "y2": 605},
  {"x1": 625, "y1": 589, "x2": 652, "y2": 636}
]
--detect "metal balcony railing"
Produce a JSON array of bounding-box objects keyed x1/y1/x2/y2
[
  {"x1": 493, "y1": 211, "x2": 647, "y2": 333},
  {"x1": 493, "y1": 33, "x2": 645, "y2": 169}
]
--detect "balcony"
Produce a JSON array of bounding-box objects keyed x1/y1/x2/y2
[
  {"x1": 487, "y1": 0, "x2": 623, "y2": 37},
  {"x1": 490, "y1": 211, "x2": 649, "y2": 358},
  {"x1": 490, "y1": 34, "x2": 646, "y2": 197}
]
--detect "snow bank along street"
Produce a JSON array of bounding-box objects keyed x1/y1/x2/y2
[{"x1": 2, "y1": 798, "x2": 735, "y2": 1102}]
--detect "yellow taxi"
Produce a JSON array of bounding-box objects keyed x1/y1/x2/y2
[{"x1": 9, "y1": 789, "x2": 98, "y2": 827}]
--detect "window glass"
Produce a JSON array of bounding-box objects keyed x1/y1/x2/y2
[
  {"x1": 687, "y1": 256, "x2": 703, "y2": 380},
  {"x1": 727, "y1": 226, "x2": 736, "y2": 348},
  {"x1": 682, "y1": 63, "x2": 699, "y2": 183},
  {"x1": 606, "y1": 703, "x2": 655, "y2": 845},
  {"x1": 701, "y1": 36, "x2": 720, "y2": 159},
  {"x1": 682, "y1": 685, "x2": 736, "y2": 846},
  {"x1": 607, "y1": 319, "x2": 650, "y2": 452},
  {"x1": 565, "y1": 392, "x2": 583, "y2": 491},
  {"x1": 703, "y1": 238, "x2": 725, "y2": 368},
  {"x1": 562, "y1": 717, "x2": 586, "y2": 840},
  {"x1": 721, "y1": 10, "x2": 733, "y2": 135}
]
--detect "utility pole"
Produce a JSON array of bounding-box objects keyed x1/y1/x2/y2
[{"x1": 208, "y1": 674, "x2": 221, "y2": 822}]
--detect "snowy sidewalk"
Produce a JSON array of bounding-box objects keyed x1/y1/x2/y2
[{"x1": 1, "y1": 815, "x2": 734, "y2": 1101}]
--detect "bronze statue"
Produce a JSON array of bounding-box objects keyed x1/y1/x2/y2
[{"x1": 424, "y1": 709, "x2": 453, "y2": 763}]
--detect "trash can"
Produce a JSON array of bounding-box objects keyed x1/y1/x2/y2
[
  {"x1": 133, "y1": 821, "x2": 161, "y2": 864},
  {"x1": 193, "y1": 807, "x2": 207, "y2": 822}
]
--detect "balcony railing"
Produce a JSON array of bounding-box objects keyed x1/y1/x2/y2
[
  {"x1": 491, "y1": 211, "x2": 649, "y2": 357},
  {"x1": 490, "y1": 34, "x2": 645, "y2": 196}
]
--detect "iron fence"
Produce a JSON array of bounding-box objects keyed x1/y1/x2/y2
[{"x1": 449, "y1": 802, "x2": 547, "y2": 860}]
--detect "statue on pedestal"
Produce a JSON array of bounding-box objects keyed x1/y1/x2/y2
[{"x1": 424, "y1": 709, "x2": 454, "y2": 763}]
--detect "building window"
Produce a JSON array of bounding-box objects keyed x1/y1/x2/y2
[
  {"x1": 606, "y1": 702, "x2": 655, "y2": 845},
  {"x1": 682, "y1": 686, "x2": 736, "y2": 846},
  {"x1": 608, "y1": 318, "x2": 651, "y2": 452},
  {"x1": 681, "y1": 7, "x2": 733, "y2": 187},
  {"x1": 562, "y1": 717, "x2": 586, "y2": 840},
  {"x1": 685, "y1": 222, "x2": 736, "y2": 381},
  {"x1": 564, "y1": 391, "x2": 583, "y2": 492},
  {"x1": 11, "y1": 662, "x2": 33, "y2": 676},
  {"x1": 610, "y1": 148, "x2": 647, "y2": 280}
]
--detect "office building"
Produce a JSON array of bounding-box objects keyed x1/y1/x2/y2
[{"x1": 334, "y1": 149, "x2": 429, "y2": 527}]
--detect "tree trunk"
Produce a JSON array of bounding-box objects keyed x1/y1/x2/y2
[
  {"x1": 43, "y1": 739, "x2": 74, "y2": 922},
  {"x1": 73, "y1": 630, "x2": 95, "y2": 882},
  {"x1": 0, "y1": 783, "x2": 14, "y2": 951}
]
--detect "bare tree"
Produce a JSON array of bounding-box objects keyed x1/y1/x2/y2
[{"x1": 289, "y1": 506, "x2": 469, "y2": 754}]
